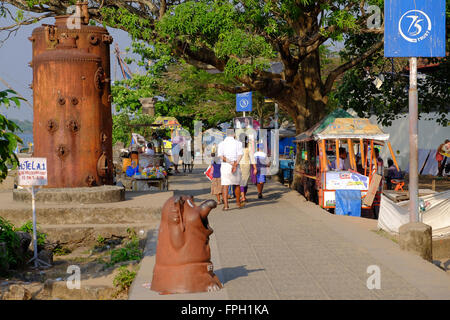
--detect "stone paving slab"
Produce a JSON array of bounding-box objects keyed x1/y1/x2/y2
[{"x1": 130, "y1": 169, "x2": 450, "y2": 300}]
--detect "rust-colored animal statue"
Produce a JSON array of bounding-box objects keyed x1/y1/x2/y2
[{"x1": 151, "y1": 195, "x2": 223, "y2": 294}]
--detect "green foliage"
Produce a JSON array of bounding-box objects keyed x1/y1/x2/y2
[
  {"x1": 8, "y1": 119, "x2": 32, "y2": 133},
  {"x1": 112, "y1": 42, "x2": 239, "y2": 133},
  {"x1": 10, "y1": 0, "x2": 441, "y2": 132},
  {"x1": 0, "y1": 216, "x2": 20, "y2": 272},
  {"x1": 96, "y1": 235, "x2": 106, "y2": 245},
  {"x1": 25, "y1": 0, "x2": 50, "y2": 8},
  {"x1": 101, "y1": 7, "x2": 153, "y2": 41},
  {"x1": 16, "y1": 220, "x2": 47, "y2": 247},
  {"x1": 158, "y1": 0, "x2": 276, "y2": 79},
  {"x1": 104, "y1": 0, "x2": 388, "y2": 132},
  {"x1": 53, "y1": 246, "x2": 72, "y2": 256},
  {"x1": 113, "y1": 265, "x2": 136, "y2": 293},
  {"x1": 107, "y1": 229, "x2": 142, "y2": 266},
  {"x1": 112, "y1": 112, "x2": 156, "y2": 146},
  {"x1": 109, "y1": 241, "x2": 141, "y2": 265},
  {"x1": 336, "y1": 60, "x2": 450, "y2": 127},
  {"x1": 336, "y1": 2, "x2": 450, "y2": 127},
  {"x1": 0, "y1": 90, "x2": 23, "y2": 183}
]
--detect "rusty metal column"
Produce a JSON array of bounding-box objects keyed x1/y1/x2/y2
[{"x1": 408, "y1": 57, "x2": 418, "y2": 222}]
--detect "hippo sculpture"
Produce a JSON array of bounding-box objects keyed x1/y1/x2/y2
[{"x1": 151, "y1": 195, "x2": 223, "y2": 294}]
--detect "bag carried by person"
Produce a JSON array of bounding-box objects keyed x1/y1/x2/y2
[{"x1": 204, "y1": 165, "x2": 213, "y2": 181}]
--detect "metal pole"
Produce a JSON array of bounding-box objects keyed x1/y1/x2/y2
[
  {"x1": 408, "y1": 57, "x2": 419, "y2": 223},
  {"x1": 273, "y1": 103, "x2": 279, "y2": 170},
  {"x1": 274, "y1": 103, "x2": 278, "y2": 130},
  {"x1": 27, "y1": 186, "x2": 50, "y2": 268},
  {"x1": 32, "y1": 186, "x2": 38, "y2": 268}
]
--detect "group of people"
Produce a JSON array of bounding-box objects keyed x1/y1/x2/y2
[
  {"x1": 327, "y1": 139, "x2": 450, "y2": 189},
  {"x1": 141, "y1": 131, "x2": 195, "y2": 175},
  {"x1": 329, "y1": 146, "x2": 384, "y2": 176},
  {"x1": 142, "y1": 133, "x2": 174, "y2": 170},
  {"x1": 209, "y1": 131, "x2": 270, "y2": 211}
]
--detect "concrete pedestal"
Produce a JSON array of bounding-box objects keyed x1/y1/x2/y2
[
  {"x1": 399, "y1": 222, "x2": 433, "y2": 262},
  {"x1": 13, "y1": 185, "x2": 125, "y2": 204}
]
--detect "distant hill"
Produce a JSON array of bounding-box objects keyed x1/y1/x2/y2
[{"x1": 9, "y1": 119, "x2": 33, "y2": 132}]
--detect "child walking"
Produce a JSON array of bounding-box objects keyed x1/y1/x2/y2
[{"x1": 210, "y1": 153, "x2": 222, "y2": 204}]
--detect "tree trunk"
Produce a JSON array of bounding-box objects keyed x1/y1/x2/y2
[
  {"x1": 290, "y1": 97, "x2": 326, "y2": 193},
  {"x1": 275, "y1": 50, "x2": 327, "y2": 192}
]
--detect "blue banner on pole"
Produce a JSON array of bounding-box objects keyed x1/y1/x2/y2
[
  {"x1": 236, "y1": 92, "x2": 252, "y2": 112},
  {"x1": 384, "y1": 0, "x2": 446, "y2": 57}
]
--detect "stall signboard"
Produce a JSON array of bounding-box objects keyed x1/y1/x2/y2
[
  {"x1": 384, "y1": 0, "x2": 446, "y2": 57},
  {"x1": 18, "y1": 158, "x2": 48, "y2": 186},
  {"x1": 325, "y1": 171, "x2": 368, "y2": 190}
]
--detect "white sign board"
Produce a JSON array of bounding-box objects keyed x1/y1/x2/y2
[{"x1": 18, "y1": 158, "x2": 48, "y2": 186}]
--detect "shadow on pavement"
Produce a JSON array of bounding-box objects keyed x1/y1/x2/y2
[
  {"x1": 173, "y1": 188, "x2": 211, "y2": 198},
  {"x1": 142, "y1": 229, "x2": 158, "y2": 258},
  {"x1": 216, "y1": 265, "x2": 265, "y2": 285}
]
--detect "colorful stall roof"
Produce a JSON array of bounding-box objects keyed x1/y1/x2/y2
[
  {"x1": 316, "y1": 118, "x2": 389, "y2": 141},
  {"x1": 294, "y1": 108, "x2": 353, "y2": 142},
  {"x1": 294, "y1": 109, "x2": 389, "y2": 142},
  {"x1": 153, "y1": 116, "x2": 181, "y2": 129}
]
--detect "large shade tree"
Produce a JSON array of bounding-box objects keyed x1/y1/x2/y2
[
  {"x1": 1, "y1": 0, "x2": 386, "y2": 134},
  {"x1": 112, "y1": 41, "x2": 290, "y2": 133}
]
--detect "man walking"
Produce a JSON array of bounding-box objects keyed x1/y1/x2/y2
[
  {"x1": 218, "y1": 131, "x2": 244, "y2": 210},
  {"x1": 254, "y1": 143, "x2": 269, "y2": 199}
]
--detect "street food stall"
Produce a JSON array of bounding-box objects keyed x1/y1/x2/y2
[
  {"x1": 119, "y1": 123, "x2": 171, "y2": 191},
  {"x1": 294, "y1": 109, "x2": 400, "y2": 216}
]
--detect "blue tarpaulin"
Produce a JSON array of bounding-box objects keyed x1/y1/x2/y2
[
  {"x1": 335, "y1": 190, "x2": 361, "y2": 217},
  {"x1": 279, "y1": 137, "x2": 295, "y2": 155}
]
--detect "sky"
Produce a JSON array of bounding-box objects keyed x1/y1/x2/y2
[{"x1": 0, "y1": 4, "x2": 137, "y2": 121}]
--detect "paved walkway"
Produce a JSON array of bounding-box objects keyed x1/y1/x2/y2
[{"x1": 129, "y1": 167, "x2": 450, "y2": 300}]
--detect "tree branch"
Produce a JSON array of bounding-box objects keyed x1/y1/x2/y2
[
  {"x1": 322, "y1": 39, "x2": 384, "y2": 95},
  {"x1": 205, "y1": 83, "x2": 250, "y2": 94},
  {"x1": 0, "y1": 12, "x2": 53, "y2": 31}
]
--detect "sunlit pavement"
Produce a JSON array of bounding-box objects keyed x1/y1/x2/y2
[{"x1": 130, "y1": 167, "x2": 450, "y2": 300}]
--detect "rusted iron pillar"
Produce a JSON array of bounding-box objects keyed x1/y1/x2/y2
[
  {"x1": 30, "y1": 3, "x2": 114, "y2": 188},
  {"x1": 408, "y1": 57, "x2": 419, "y2": 222}
]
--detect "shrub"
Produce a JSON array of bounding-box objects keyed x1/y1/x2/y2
[
  {"x1": 109, "y1": 238, "x2": 142, "y2": 265},
  {"x1": 113, "y1": 266, "x2": 136, "y2": 294},
  {"x1": 53, "y1": 246, "x2": 72, "y2": 256},
  {"x1": 107, "y1": 229, "x2": 143, "y2": 266},
  {"x1": 16, "y1": 221, "x2": 47, "y2": 248},
  {"x1": 0, "y1": 217, "x2": 21, "y2": 273}
]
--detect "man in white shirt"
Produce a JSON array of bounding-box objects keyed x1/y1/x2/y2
[{"x1": 217, "y1": 130, "x2": 244, "y2": 210}]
